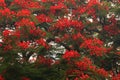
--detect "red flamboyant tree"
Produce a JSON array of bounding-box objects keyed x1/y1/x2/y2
[{"x1": 0, "y1": 0, "x2": 120, "y2": 80}]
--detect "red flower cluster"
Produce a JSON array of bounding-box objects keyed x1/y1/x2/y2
[
  {"x1": 2, "y1": 30, "x2": 11, "y2": 37},
  {"x1": 17, "y1": 9, "x2": 31, "y2": 17},
  {"x1": 62, "y1": 50, "x2": 80, "y2": 60},
  {"x1": 37, "y1": 55, "x2": 53, "y2": 66},
  {"x1": 71, "y1": 20, "x2": 83, "y2": 30},
  {"x1": 79, "y1": 73, "x2": 90, "y2": 80},
  {"x1": 12, "y1": 30, "x2": 21, "y2": 38},
  {"x1": 87, "y1": 0, "x2": 100, "y2": 7},
  {"x1": 4, "y1": 44, "x2": 13, "y2": 51},
  {"x1": 11, "y1": 0, "x2": 42, "y2": 9},
  {"x1": 50, "y1": 2, "x2": 67, "y2": 14},
  {"x1": 15, "y1": 18, "x2": 35, "y2": 28},
  {"x1": 66, "y1": 0, "x2": 76, "y2": 6},
  {"x1": 2, "y1": 29, "x2": 20, "y2": 38},
  {"x1": 75, "y1": 57, "x2": 92, "y2": 70},
  {"x1": 89, "y1": 65, "x2": 109, "y2": 78},
  {"x1": 87, "y1": 8, "x2": 96, "y2": 18},
  {"x1": 112, "y1": 73, "x2": 120, "y2": 80},
  {"x1": 36, "y1": 14, "x2": 52, "y2": 23},
  {"x1": 54, "y1": 18, "x2": 71, "y2": 30},
  {"x1": 66, "y1": 71, "x2": 90, "y2": 80},
  {"x1": 97, "y1": 68, "x2": 108, "y2": 77},
  {"x1": 0, "y1": 0, "x2": 6, "y2": 7},
  {"x1": 0, "y1": 8, "x2": 15, "y2": 18},
  {"x1": 54, "y1": 18, "x2": 83, "y2": 31},
  {"x1": 30, "y1": 28, "x2": 46, "y2": 37},
  {"x1": 104, "y1": 15, "x2": 119, "y2": 35},
  {"x1": 72, "y1": 32, "x2": 85, "y2": 41},
  {"x1": 18, "y1": 41, "x2": 30, "y2": 50},
  {"x1": 36, "y1": 38, "x2": 48, "y2": 49},
  {"x1": 104, "y1": 25, "x2": 119, "y2": 36},
  {"x1": 80, "y1": 38, "x2": 107, "y2": 56}
]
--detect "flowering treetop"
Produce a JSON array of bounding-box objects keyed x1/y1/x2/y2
[{"x1": 0, "y1": 0, "x2": 120, "y2": 80}]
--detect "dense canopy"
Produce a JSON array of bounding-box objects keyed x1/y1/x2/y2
[{"x1": 0, "y1": 0, "x2": 120, "y2": 80}]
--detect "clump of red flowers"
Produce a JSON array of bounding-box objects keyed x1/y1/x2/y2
[
  {"x1": 36, "y1": 14, "x2": 52, "y2": 23},
  {"x1": 80, "y1": 38, "x2": 107, "y2": 56},
  {"x1": 37, "y1": 55, "x2": 53, "y2": 66},
  {"x1": 54, "y1": 18, "x2": 83, "y2": 31},
  {"x1": 50, "y1": 2, "x2": 67, "y2": 14},
  {"x1": 15, "y1": 18, "x2": 35, "y2": 28},
  {"x1": 0, "y1": 0, "x2": 6, "y2": 7},
  {"x1": 62, "y1": 50, "x2": 80, "y2": 60},
  {"x1": 75, "y1": 57, "x2": 93, "y2": 70},
  {"x1": 18, "y1": 41, "x2": 30, "y2": 50},
  {"x1": 16, "y1": 9, "x2": 31, "y2": 17}
]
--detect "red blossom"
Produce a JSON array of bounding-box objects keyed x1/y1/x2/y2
[
  {"x1": 41, "y1": 0, "x2": 47, "y2": 3},
  {"x1": 4, "y1": 45, "x2": 12, "y2": 51},
  {"x1": 54, "y1": 18, "x2": 71, "y2": 30},
  {"x1": 54, "y1": 18, "x2": 83, "y2": 31},
  {"x1": 89, "y1": 65, "x2": 108, "y2": 78},
  {"x1": 108, "y1": 15, "x2": 117, "y2": 24},
  {"x1": 17, "y1": 9, "x2": 31, "y2": 17},
  {"x1": 55, "y1": 38, "x2": 62, "y2": 42},
  {"x1": 66, "y1": 0, "x2": 76, "y2": 6},
  {"x1": 75, "y1": 57, "x2": 92, "y2": 70},
  {"x1": 75, "y1": 61, "x2": 88, "y2": 70},
  {"x1": 87, "y1": 0, "x2": 100, "y2": 7},
  {"x1": 61, "y1": 34, "x2": 70, "y2": 41},
  {"x1": 38, "y1": 55, "x2": 53, "y2": 66},
  {"x1": 0, "y1": 8, "x2": 15, "y2": 18},
  {"x1": 79, "y1": 6, "x2": 86, "y2": 14},
  {"x1": 72, "y1": 32, "x2": 85, "y2": 41},
  {"x1": 89, "y1": 65, "x2": 97, "y2": 71},
  {"x1": 74, "y1": 77, "x2": 79, "y2": 80},
  {"x1": 104, "y1": 25, "x2": 119, "y2": 36},
  {"x1": 36, "y1": 14, "x2": 52, "y2": 23},
  {"x1": 11, "y1": 0, "x2": 42, "y2": 9},
  {"x1": 112, "y1": 73, "x2": 120, "y2": 80},
  {"x1": 71, "y1": 20, "x2": 83, "y2": 30},
  {"x1": 30, "y1": 28, "x2": 46, "y2": 37},
  {"x1": 2, "y1": 30, "x2": 11, "y2": 37},
  {"x1": 87, "y1": 8, "x2": 96, "y2": 16},
  {"x1": 97, "y1": 68, "x2": 108, "y2": 77},
  {"x1": 18, "y1": 41, "x2": 30, "y2": 49},
  {"x1": 62, "y1": 50, "x2": 80, "y2": 60},
  {"x1": 80, "y1": 73, "x2": 90, "y2": 80},
  {"x1": 50, "y1": 2, "x2": 67, "y2": 14},
  {"x1": 12, "y1": 30, "x2": 21, "y2": 38},
  {"x1": 36, "y1": 38, "x2": 48, "y2": 49},
  {"x1": 15, "y1": 18, "x2": 36, "y2": 28},
  {"x1": 28, "y1": 2, "x2": 41, "y2": 8},
  {"x1": 0, "y1": 0, "x2": 6, "y2": 7},
  {"x1": 66, "y1": 69, "x2": 82, "y2": 77},
  {"x1": 80, "y1": 38, "x2": 107, "y2": 56}
]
